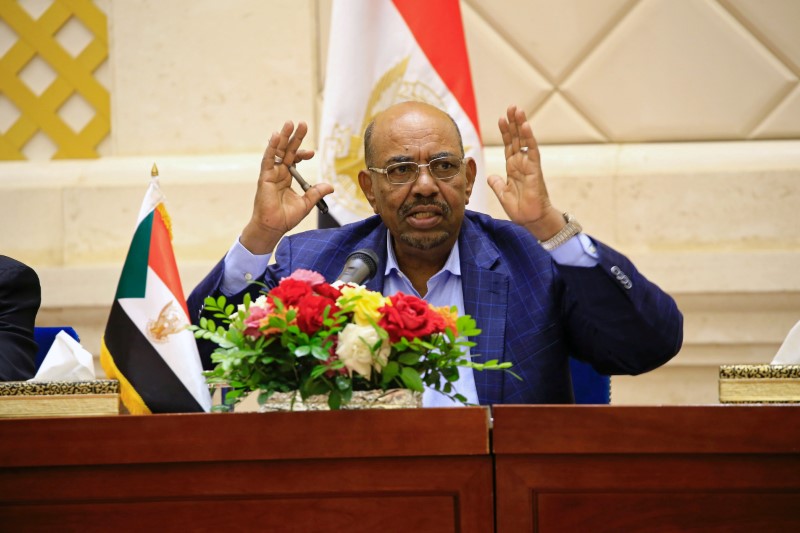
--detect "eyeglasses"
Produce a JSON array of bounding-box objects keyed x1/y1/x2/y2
[{"x1": 368, "y1": 156, "x2": 465, "y2": 185}]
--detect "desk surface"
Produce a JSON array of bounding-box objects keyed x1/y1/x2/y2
[
  {"x1": 493, "y1": 404, "x2": 800, "y2": 454},
  {"x1": 1, "y1": 406, "x2": 491, "y2": 467}
]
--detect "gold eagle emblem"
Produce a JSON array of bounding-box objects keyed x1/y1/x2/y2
[{"x1": 147, "y1": 301, "x2": 185, "y2": 342}]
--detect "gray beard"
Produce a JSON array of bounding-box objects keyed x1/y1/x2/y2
[
  {"x1": 399, "y1": 230, "x2": 451, "y2": 250},
  {"x1": 396, "y1": 199, "x2": 453, "y2": 250}
]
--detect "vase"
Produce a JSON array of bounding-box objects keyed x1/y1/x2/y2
[{"x1": 258, "y1": 388, "x2": 422, "y2": 412}]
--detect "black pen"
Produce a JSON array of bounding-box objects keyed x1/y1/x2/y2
[{"x1": 289, "y1": 164, "x2": 329, "y2": 215}]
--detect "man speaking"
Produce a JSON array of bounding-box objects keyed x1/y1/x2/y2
[{"x1": 188, "y1": 102, "x2": 683, "y2": 405}]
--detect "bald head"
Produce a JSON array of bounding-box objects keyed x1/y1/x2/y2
[{"x1": 363, "y1": 102, "x2": 464, "y2": 167}]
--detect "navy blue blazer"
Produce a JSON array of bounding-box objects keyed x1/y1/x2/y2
[
  {"x1": 188, "y1": 211, "x2": 683, "y2": 404},
  {"x1": 0, "y1": 256, "x2": 41, "y2": 381}
]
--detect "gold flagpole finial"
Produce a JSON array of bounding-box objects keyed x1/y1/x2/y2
[{"x1": 151, "y1": 163, "x2": 159, "y2": 177}]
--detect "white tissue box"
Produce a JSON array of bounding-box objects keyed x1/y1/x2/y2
[
  {"x1": 719, "y1": 365, "x2": 800, "y2": 403},
  {"x1": 0, "y1": 380, "x2": 120, "y2": 418}
]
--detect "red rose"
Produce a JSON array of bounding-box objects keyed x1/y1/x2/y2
[
  {"x1": 295, "y1": 294, "x2": 339, "y2": 335},
  {"x1": 314, "y1": 282, "x2": 342, "y2": 302},
  {"x1": 268, "y1": 278, "x2": 312, "y2": 307},
  {"x1": 378, "y1": 293, "x2": 446, "y2": 343}
]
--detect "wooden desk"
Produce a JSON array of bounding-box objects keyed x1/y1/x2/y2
[
  {"x1": 6, "y1": 405, "x2": 800, "y2": 531},
  {"x1": 0, "y1": 408, "x2": 492, "y2": 532},
  {"x1": 493, "y1": 405, "x2": 800, "y2": 532}
]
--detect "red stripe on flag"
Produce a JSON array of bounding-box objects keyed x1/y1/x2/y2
[
  {"x1": 149, "y1": 208, "x2": 190, "y2": 318},
  {"x1": 392, "y1": 0, "x2": 481, "y2": 142}
]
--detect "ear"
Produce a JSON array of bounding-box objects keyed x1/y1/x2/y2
[
  {"x1": 358, "y1": 170, "x2": 379, "y2": 213},
  {"x1": 463, "y1": 157, "x2": 477, "y2": 205}
]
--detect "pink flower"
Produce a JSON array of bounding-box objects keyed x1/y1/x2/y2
[
  {"x1": 243, "y1": 305, "x2": 269, "y2": 337},
  {"x1": 287, "y1": 269, "x2": 326, "y2": 287}
]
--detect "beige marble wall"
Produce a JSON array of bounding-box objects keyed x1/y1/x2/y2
[{"x1": 1, "y1": 0, "x2": 799, "y2": 404}]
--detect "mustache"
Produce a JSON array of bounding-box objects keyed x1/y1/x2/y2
[{"x1": 398, "y1": 198, "x2": 452, "y2": 218}]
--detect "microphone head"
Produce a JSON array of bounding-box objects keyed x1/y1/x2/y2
[{"x1": 337, "y1": 248, "x2": 379, "y2": 285}]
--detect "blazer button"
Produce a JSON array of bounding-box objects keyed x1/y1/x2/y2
[{"x1": 611, "y1": 266, "x2": 632, "y2": 289}]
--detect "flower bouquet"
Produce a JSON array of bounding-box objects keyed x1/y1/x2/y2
[{"x1": 192, "y1": 269, "x2": 513, "y2": 410}]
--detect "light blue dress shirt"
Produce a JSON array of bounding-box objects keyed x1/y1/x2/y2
[
  {"x1": 382, "y1": 232, "x2": 479, "y2": 407},
  {"x1": 220, "y1": 229, "x2": 599, "y2": 406}
]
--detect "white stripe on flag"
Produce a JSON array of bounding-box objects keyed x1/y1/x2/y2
[{"x1": 119, "y1": 267, "x2": 211, "y2": 411}]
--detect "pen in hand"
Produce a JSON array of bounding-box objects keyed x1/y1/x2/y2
[{"x1": 288, "y1": 164, "x2": 329, "y2": 215}]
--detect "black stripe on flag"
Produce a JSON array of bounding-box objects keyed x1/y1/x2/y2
[{"x1": 105, "y1": 300, "x2": 205, "y2": 413}]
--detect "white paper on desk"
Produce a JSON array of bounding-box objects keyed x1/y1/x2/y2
[
  {"x1": 30, "y1": 330, "x2": 96, "y2": 381},
  {"x1": 772, "y1": 320, "x2": 800, "y2": 365}
]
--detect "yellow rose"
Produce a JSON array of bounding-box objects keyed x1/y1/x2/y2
[{"x1": 338, "y1": 285, "x2": 387, "y2": 326}]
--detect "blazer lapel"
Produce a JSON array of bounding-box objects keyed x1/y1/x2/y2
[{"x1": 458, "y1": 216, "x2": 508, "y2": 405}]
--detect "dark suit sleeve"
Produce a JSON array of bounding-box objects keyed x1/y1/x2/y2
[
  {"x1": 187, "y1": 249, "x2": 292, "y2": 369},
  {"x1": 555, "y1": 240, "x2": 683, "y2": 375},
  {"x1": 187, "y1": 257, "x2": 262, "y2": 369},
  {"x1": 0, "y1": 257, "x2": 41, "y2": 380}
]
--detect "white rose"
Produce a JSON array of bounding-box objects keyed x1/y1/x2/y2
[{"x1": 336, "y1": 324, "x2": 390, "y2": 379}]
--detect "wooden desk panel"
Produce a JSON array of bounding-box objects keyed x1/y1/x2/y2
[
  {"x1": 493, "y1": 406, "x2": 800, "y2": 533},
  {"x1": 0, "y1": 408, "x2": 493, "y2": 533}
]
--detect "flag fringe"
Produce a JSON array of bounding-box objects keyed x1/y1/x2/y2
[
  {"x1": 156, "y1": 203, "x2": 173, "y2": 241},
  {"x1": 100, "y1": 337, "x2": 152, "y2": 415}
]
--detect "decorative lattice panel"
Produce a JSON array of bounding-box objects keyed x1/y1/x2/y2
[{"x1": 0, "y1": 0, "x2": 108, "y2": 160}]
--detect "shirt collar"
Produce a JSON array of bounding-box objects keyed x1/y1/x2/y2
[{"x1": 384, "y1": 232, "x2": 461, "y2": 277}]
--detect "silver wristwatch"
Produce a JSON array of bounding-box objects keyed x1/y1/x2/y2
[{"x1": 538, "y1": 212, "x2": 582, "y2": 251}]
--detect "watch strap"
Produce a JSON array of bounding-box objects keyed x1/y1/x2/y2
[{"x1": 538, "y1": 212, "x2": 582, "y2": 251}]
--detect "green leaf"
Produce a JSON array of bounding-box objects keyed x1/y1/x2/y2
[
  {"x1": 328, "y1": 390, "x2": 342, "y2": 410},
  {"x1": 226, "y1": 389, "x2": 243, "y2": 400},
  {"x1": 294, "y1": 345, "x2": 311, "y2": 357},
  {"x1": 257, "y1": 390, "x2": 276, "y2": 405},
  {"x1": 456, "y1": 315, "x2": 481, "y2": 337},
  {"x1": 340, "y1": 386, "x2": 352, "y2": 404},
  {"x1": 397, "y1": 352, "x2": 421, "y2": 365},
  {"x1": 335, "y1": 375, "x2": 350, "y2": 391},
  {"x1": 310, "y1": 364, "x2": 328, "y2": 379},
  {"x1": 400, "y1": 367, "x2": 423, "y2": 392},
  {"x1": 311, "y1": 345, "x2": 329, "y2": 361},
  {"x1": 380, "y1": 361, "x2": 399, "y2": 385}
]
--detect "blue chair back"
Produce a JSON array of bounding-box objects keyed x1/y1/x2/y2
[
  {"x1": 33, "y1": 327, "x2": 80, "y2": 370},
  {"x1": 569, "y1": 357, "x2": 611, "y2": 404}
]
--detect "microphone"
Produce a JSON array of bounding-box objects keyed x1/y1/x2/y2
[{"x1": 336, "y1": 249, "x2": 379, "y2": 285}]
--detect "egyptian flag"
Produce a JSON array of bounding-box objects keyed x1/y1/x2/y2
[
  {"x1": 100, "y1": 170, "x2": 211, "y2": 414},
  {"x1": 317, "y1": 0, "x2": 485, "y2": 227}
]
